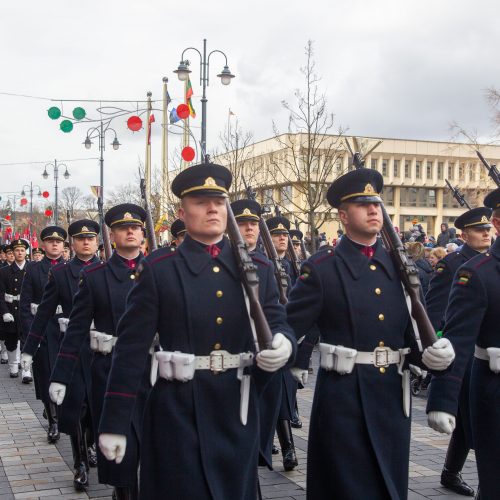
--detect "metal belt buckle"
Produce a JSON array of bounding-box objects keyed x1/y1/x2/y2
[
  {"x1": 373, "y1": 347, "x2": 390, "y2": 368},
  {"x1": 209, "y1": 351, "x2": 225, "y2": 374}
]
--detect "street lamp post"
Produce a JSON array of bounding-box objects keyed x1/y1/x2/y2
[
  {"x1": 83, "y1": 122, "x2": 120, "y2": 256},
  {"x1": 20, "y1": 182, "x2": 42, "y2": 237},
  {"x1": 42, "y1": 160, "x2": 70, "y2": 225},
  {"x1": 174, "y1": 38, "x2": 235, "y2": 160}
]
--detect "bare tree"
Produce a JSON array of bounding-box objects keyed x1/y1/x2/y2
[
  {"x1": 269, "y1": 40, "x2": 345, "y2": 252},
  {"x1": 105, "y1": 183, "x2": 142, "y2": 208},
  {"x1": 60, "y1": 186, "x2": 84, "y2": 221},
  {"x1": 80, "y1": 195, "x2": 99, "y2": 221}
]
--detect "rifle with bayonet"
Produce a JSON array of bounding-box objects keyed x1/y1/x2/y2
[
  {"x1": 274, "y1": 206, "x2": 301, "y2": 279},
  {"x1": 476, "y1": 150, "x2": 500, "y2": 187},
  {"x1": 225, "y1": 198, "x2": 273, "y2": 351},
  {"x1": 294, "y1": 219, "x2": 307, "y2": 261},
  {"x1": 345, "y1": 140, "x2": 437, "y2": 349},
  {"x1": 242, "y1": 178, "x2": 289, "y2": 305},
  {"x1": 139, "y1": 174, "x2": 158, "y2": 253},
  {"x1": 97, "y1": 196, "x2": 112, "y2": 260},
  {"x1": 445, "y1": 179, "x2": 471, "y2": 209}
]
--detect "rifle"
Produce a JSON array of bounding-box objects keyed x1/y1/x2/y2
[
  {"x1": 274, "y1": 206, "x2": 301, "y2": 279},
  {"x1": 294, "y1": 219, "x2": 307, "y2": 261},
  {"x1": 139, "y1": 175, "x2": 158, "y2": 252},
  {"x1": 97, "y1": 197, "x2": 112, "y2": 260},
  {"x1": 225, "y1": 198, "x2": 273, "y2": 351},
  {"x1": 476, "y1": 150, "x2": 500, "y2": 187},
  {"x1": 445, "y1": 179, "x2": 471, "y2": 209},
  {"x1": 242, "y1": 178, "x2": 289, "y2": 305},
  {"x1": 346, "y1": 141, "x2": 437, "y2": 349}
]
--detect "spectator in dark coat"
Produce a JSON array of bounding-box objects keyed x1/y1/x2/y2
[
  {"x1": 406, "y1": 242, "x2": 433, "y2": 296},
  {"x1": 437, "y1": 223, "x2": 451, "y2": 248}
]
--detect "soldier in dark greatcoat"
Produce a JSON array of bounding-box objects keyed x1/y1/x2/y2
[
  {"x1": 48, "y1": 205, "x2": 149, "y2": 500},
  {"x1": 286, "y1": 169, "x2": 455, "y2": 500},
  {"x1": 427, "y1": 188, "x2": 500, "y2": 500},
  {"x1": 19, "y1": 226, "x2": 66, "y2": 442},
  {"x1": 22, "y1": 220, "x2": 101, "y2": 491},
  {"x1": 426, "y1": 207, "x2": 492, "y2": 497},
  {"x1": 97, "y1": 162, "x2": 295, "y2": 500}
]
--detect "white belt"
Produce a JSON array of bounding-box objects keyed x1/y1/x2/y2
[
  {"x1": 90, "y1": 330, "x2": 117, "y2": 355},
  {"x1": 474, "y1": 345, "x2": 500, "y2": 373},
  {"x1": 30, "y1": 303, "x2": 63, "y2": 315},
  {"x1": 356, "y1": 347, "x2": 407, "y2": 367},
  {"x1": 156, "y1": 350, "x2": 254, "y2": 425},
  {"x1": 58, "y1": 317, "x2": 69, "y2": 333},
  {"x1": 5, "y1": 294, "x2": 20, "y2": 303}
]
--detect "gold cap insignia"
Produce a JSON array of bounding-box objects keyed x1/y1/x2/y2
[
  {"x1": 364, "y1": 183, "x2": 375, "y2": 195},
  {"x1": 52, "y1": 232, "x2": 59, "y2": 237},
  {"x1": 277, "y1": 223, "x2": 286, "y2": 230},
  {"x1": 204, "y1": 177, "x2": 217, "y2": 187},
  {"x1": 124, "y1": 212, "x2": 133, "y2": 219},
  {"x1": 480, "y1": 215, "x2": 489, "y2": 223},
  {"x1": 243, "y1": 208, "x2": 252, "y2": 215},
  {"x1": 81, "y1": 226, "x2": 89, "y2": 232}
]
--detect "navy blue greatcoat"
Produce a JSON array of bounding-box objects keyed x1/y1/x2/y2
[
  {"x1": 50, "y1": 252, "x2": 147, "y2": 487},
  {"x1": 286, "y1": 237, "x2": 419, "y2": 500},
  {"x1": 23, "y1": 257, "x2": 98, "y2": 434},
  {"x1": 428, "y1": 238, "x2": 500, "y2": 499},
  {"x1": 99, "y1": 235, "x2": 295, "y2": 500},
  {"x1": 20, "y1": 256, "x2": 63, "y2": 403}
]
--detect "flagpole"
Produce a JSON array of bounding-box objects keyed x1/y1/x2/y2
[
  {"x1": 161, "y1": 78, "x2": 169, "y2": 220},
  {"x1": 145, "y1": 91, "x2": 152, "y2": 199},
  {"x1": 182, "y1": 79, "x2": 190, "y2": 169}
]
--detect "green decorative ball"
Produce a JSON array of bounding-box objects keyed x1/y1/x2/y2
[
  {"x1": 60, "y1": 120, "x2": 74, "y2": 133},
  {"x1": 48, "y1": 107, "x2": 61, "y2": 120},
  {"x1": 72, "y1": 107, "x2": 86, "y2": 120}
]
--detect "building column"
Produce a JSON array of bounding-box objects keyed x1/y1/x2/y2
[{"x1": 435, "y1": 188, "x2": 444, "y2": 236}]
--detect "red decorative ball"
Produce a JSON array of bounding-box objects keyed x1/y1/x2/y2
[
  {"x1": 42, "y1": 191, "x2": 50, "y2": 198},
  {"x1": 20, "y1": 198, "x2": 28, "y2": 206},
  {"x1": 181, "y1": 146, "x2": 195, "y2": 162},
  {"x1": 44, "y1": 209, "x2": 53, "y2": 217},
  {"x1": 5, "y1": 214, "x2": 11, "y2": 221},
  {"x1": 127, "y1": 115, "x2": 143, "y2": 132},
  {"x1": 177, "y1": 104, "x2": 190, "y2": 120}
]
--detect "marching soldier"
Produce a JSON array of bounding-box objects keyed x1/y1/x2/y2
[
  {"x1": 20, "y1": 226, "x2": 66, "y2": 441},
  {"x1": 21, "y1": 220, "x2": 100, "y2": 491},
  {"x1": 0, "y1": 244, "x2": 8, "y2": 267},
  {"x1": 0, "y1": 245, "x2": 9, "y2": 364},
  {"x1": 63, "y1": 241, "x2": 71, "y2": 261},
  {"x1": 0, "y1": 240, "x2": 29, "y2": 380},
  {"x1": 286, "y1": 169, "x2": 455, "y2": 500},
  {"x1": 427, "y1": 188, "x2": 500, "y2": 500},
  {"x1": 32, "y1": 247, "x2": 45, "y2": 262},
  {"x1": 265, "y1": 215, "x2": 299, "y2": 469},
  {"x1": 49, "y1": 204, "x2": 148, "y2": 499},
  {"x1": 98, "y1": 243, "x2": 106, "y2": 261},
  {"x1": 97, "y1": 162, "x2": 295, "y2": 499},
  {"x1": 169, "y1": 218, "x2": 186, "y2": 248},
  {"x1": 426, "y1": 207, "x2": 492, "y2": 496}
]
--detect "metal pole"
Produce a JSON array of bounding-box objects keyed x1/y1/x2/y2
[
  {"x1": 161, "y1": 78, "x2": 168, "y2": 215},
  {"x1": 29, "y1": 182, "x2": 33, "y2": 240},
  {"x1": 145, "y1": 92, "x2": 152, "y2": 200},
  {"x1": 201, "y1": 38, "x2": 208, "y2": 160},
  {"x1": 99, "y1": 122, "x2": 105, "y2": 222},
  {"x1": 54, "y1": 159, "x2": 59, "y2": 225}
]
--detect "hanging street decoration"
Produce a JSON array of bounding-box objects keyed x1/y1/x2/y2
[
  {"x1": 60, "y1": 119, "x2": 74, "y2": 133},
  {"x1": 42, "y1": 191, "x2": 50, "y2": 198},
  {"x1": 20, "y1": 198, "x2": 28, "y2": 206},
  {"x1": 181, "y1": 146, "x2": 195, "y2": 162},
  {"x1": 44, "y1": 208, "x2": 53, "y2": 217},
  {"x1": 176, "y1": 103, "x2": 190, "y2": 120},
  {"x1": 127, "y1": 115, "x2": 143, "y2": 131},
  {"x1": 72, "y1": 107, "x2": 86, "y2": 120},
  {"x1": 48, "y1": 106, "x2": 62, "y2": 120}
]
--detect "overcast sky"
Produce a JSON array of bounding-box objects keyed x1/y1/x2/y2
[{"x1": 1, "y1": 0, "x2": 499, "y2": 211}]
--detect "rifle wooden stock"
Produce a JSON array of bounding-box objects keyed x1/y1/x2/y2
[
  {"x1": 225, "y1": 199, "x2": 273, "y2": 351},
  {"x1": 101, "y1": 225, "x2": 112, "y2": 260},
  {"x1": 140, "y1": 178, "x2": 158, "y2": 252},
  {"x1": 286, "y1": 236, "x2": 301, "y2": 278}
]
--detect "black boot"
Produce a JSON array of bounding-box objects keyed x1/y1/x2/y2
[
  {"x1": 290, "y1": 402, "x2": 302, "y2": 429},
  {"x1": 276, "y1": 420, "x2": 298, "y2": 471},
  {"x1": 44, "y1": 402, "x2": 60, "y2": 443},
  {"x1": 70, "y1": 426, "x2": 89, "y2": 491},
  {"x1": 271, "y1": 444, "x2": 280, "y2": 455},
  {"x1": 441, "y1": 468, "x2": 475, "y2": 497},
  {"x1": 113, "y1": 484, "x2": 138, "y2": 500}
]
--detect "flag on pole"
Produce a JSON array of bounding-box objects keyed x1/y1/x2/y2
[
  {"x1": 90, "y1": 186, "x2": 102, "y2": 198},
  {"x1": 148, "y1": 114, "x2": 155, "y2": 145},
  {"x1": 31, "y1": 231, "x2": 38, "y2": 249},
  {"x1": 169, "y1": 108, "x2": 180, "y2": 124},
  {"x1": 186, "y1": 78, "x2": 196, "y2": 118}
]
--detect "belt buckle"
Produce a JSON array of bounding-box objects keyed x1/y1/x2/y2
[
  {"x1": 373, "y1": 347, "x2": 389, "y2": 368},
  {"x1": 209, "y1": 351, "x2": 225, "y2": 374}
]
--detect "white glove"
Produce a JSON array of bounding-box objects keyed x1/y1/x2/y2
[
  {"x1": 21, "y1": 353, "x2": 33, "y2": 370},
  {"x1": 428, "y1": 411, "x2": 456, "y2": 434},
  {"x1": 422, "y1": 338, "x2": 455, "y2": 371},
  {"x1": 99, "y1": 433, "x2": 127, "y2": 464},
  {"x1": 3, "y1": 313, "x2": 14, "y2": 323},
  {"x1": 256, "y1": 333, "x2": 292, "y2": 373},
  {"x1": 49, "y1": 382, "x2": 66, "y2": 405},
  {"x1": 291, "y1": 367, "x2": 309, "y2": 385}
]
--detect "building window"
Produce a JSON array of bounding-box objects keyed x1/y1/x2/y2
[
  {"x1": 400, "y1": 187, "x2": 436, "y2": 207},
  {"x1": 426, "y1": 161, "x2": 433, "y2": 180},
  {"x1": 437, "y1": 162, "x2": 444, "y2": 180},
  {"x1": 459, "y1": 163, "x2": 465, "y2": 181},
  {"x1": 405, "y1": 160, "x2": 411, "y2": 178},
  {"x1": 381, "y1": 186, "x2": 394, "y2": 206},
  {"x1": 448, "y1": 162, "x2": 455, "y2": 180},
  {"x1": 371, "y1": 158, "x2": 378, "y2": 170},
  {"x1": 393, "y1": 160, "x2": 400, "y2": 177},
  {"x1": 382, "y1": 159, "x2": 388, "y2": 176},
  {"x1": 443, "y1": 189, "x2": 460, "y2": 208},
  {"x1": 415, "y1": 161, "x2": 422, "y2": 179},
  {"x1": 281, "y1": 185, "x2": 292, "y2": 205},
  {"x1": 263, "y1": 188, "x2": 274, "y2": 206}
]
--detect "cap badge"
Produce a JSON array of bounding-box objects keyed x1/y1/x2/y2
[
  {"x1": 364, "y1": 183, "x2": 375, "y2": 195},
  {"x1": 243, "y1": 208, "x2": 252, "y2": 215},
  {"x1": 204, "y1": 177, "x2": 217, "y2": 187},
  {"x1": 52, "y1": 232, "x2": 59, "y2": 238},
  {"x1": 480, "y1": 215, "x2": 489, "y2": 223},
  {"x1": 277, "y1": 223, "x2": 286, "y2": 230},
  {"x1": 124, "y1": 212, "x2": 133, "y2": 219},
  {"x1": 81, "y1": 226, "x2": 89, "y2": 232}
]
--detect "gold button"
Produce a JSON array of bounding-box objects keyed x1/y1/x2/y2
[
  {"x1": 375, "y1": 288, "x2": 381, "y2": 295},
  {"x1": 216, "y1": 317, "x2": 223, "y2": 325},
  {"x1": 214, "y1": 343, "x2": 221, "y2": 350},
  {"x1": 14, "y1": 278, "x2": 17, "y2": 282},
  {"x1": 378, "y1": 314, "x2": 384, "y2": 321},
  {"x1": 130, "y1": 274, "x2": 135, "y2": 280},
  {"x1": 216, "y1": 290, "x2": 223, "y2": 298},
  {"x1": 379, "y1": 367, "x2": 386, "y2": 374},
  {"x1": 370, "y1": 265, "x2": 376, "y2": 271},
  {"x1": 213, "y1": 266, "x2": 220, "y2": 273},
  {"x1": 379, "y1": 341, "x2": 385, "y2": 347}
]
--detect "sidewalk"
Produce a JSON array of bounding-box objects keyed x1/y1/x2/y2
[{"x1": 0, "y1": 351, "x2": 477, "y2": 500}]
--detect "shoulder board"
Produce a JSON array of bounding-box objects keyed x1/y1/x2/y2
[
  {"x1": 456, "y1": 268, "x2": 473, "y2": 286},
  {"x1": 83, "y1": 262, "x2": 106, "y2": 275},
  {"x1": 474, "y1": 253, "x2": 493, "y2": 270},
  {"x1": 150, "y1": 247, "x2": 176, "y2": 266},
  {"x1": 310, "y1": 247, "x2": 335, "y2": 265},
  {"x1": 52, "y1": 262, "x2": 67, "y2": 273},
  {"x1": 251, "y1": 255, "x2": 270, "y2": 267}
]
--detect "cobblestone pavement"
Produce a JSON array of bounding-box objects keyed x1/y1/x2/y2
[{"x1": 0, "y1": 350, "x2": 477, "y2": 499}]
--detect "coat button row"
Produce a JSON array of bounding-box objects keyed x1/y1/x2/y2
[
  {"x1": 216, "y1": 317, "x2": 223, "y2": 325},
  {"x1": 378, "y1": 314, "x2": 384, "y2": 321},
  {"x1": 375, "y1": 288, "x2": 381, "y2": 295},
  {"x1": 370, "y1": 265, "x2": 377, "y2": 271},
  {"x1": 213, "y1": 266, "x2": 220, "y2": 273},
  {"x1": 216, "y1": 290, "x2": 223, "y2": 298}
]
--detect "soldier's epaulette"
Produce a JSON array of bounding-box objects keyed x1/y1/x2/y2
[
  {"x1": 51, "y1": 261, "x2": 68, "y2": 274},
  {"x1": 251, "y1": 255, "x2": 270, "y2": 267},
  {"x1": 150, "y1": 247, "x2": 176, "y2": 266},
  {"x1": 83, "y1": 261, "x2": 106, "y2": 275},
  {"x1": 310, "y1": 247, "x2": 334, "y2": 265},
  {"x1": 473, "y1": 253, "x2": 493, "y2": 270}
]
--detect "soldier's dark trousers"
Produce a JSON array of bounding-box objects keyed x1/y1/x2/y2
[
  {"x1": 70, "y1": 424, "x2": 89, "y2": 490},
  {"x1": 113, "y1": 484, "x2": 138, "y2": 500},
  {"x1": 44, "y1": 402, "x2": 59, "y2": 443},
  {"x1": 444, "y1": 414, "x2": 469, "y2": 473}
]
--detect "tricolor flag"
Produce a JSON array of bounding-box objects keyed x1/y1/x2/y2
[
  {"x1": 186, "y1": 78, "x2": 196, "y2": 118},
  {"x1": 169, "y1": 108, "x2": 180, "y2": 124},
  {"x1": 148, "y1": 114, "x2": 155, "y2": 145}
]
